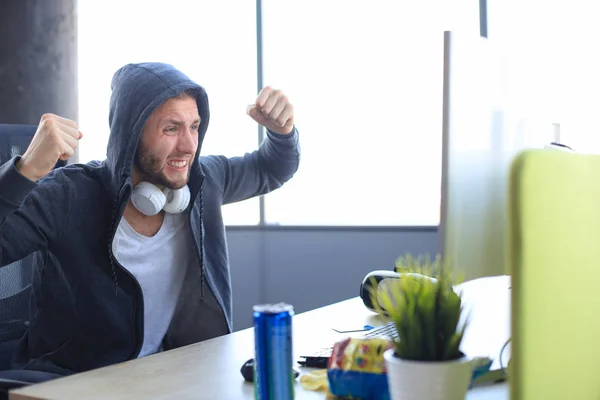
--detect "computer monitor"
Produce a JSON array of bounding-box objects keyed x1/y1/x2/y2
[{"x1": 438, "y1": 30, "x2": 551, "y2": 281}]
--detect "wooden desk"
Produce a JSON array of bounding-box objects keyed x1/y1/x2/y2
[{"x1": 11, "y1": 276, "x2": 510, "y2": 400}]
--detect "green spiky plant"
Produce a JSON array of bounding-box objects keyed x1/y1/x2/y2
[{"x1": 370, "y1": 254, "x2": 469, "y2": 362}]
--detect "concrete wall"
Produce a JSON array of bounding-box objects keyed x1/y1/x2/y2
[{"x1": 0, "y1": 0, "x2": 78, "y2": 125}]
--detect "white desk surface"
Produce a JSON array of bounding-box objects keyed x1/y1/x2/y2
[{"x1": 11, "y1": 276, "x2": 511, "y2": 400}]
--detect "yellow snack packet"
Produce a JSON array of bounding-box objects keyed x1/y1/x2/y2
[{"x1": 299, "y1": 368, "x2": 329, "y2": 392}]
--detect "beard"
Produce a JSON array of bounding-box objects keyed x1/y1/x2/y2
[{"x1": 134, "y1": 145, "x2": 191, "y2": 190}]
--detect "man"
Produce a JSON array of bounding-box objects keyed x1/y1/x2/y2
[{"x1": 0, "y1": 62, "x2": 300, "y2": 375}]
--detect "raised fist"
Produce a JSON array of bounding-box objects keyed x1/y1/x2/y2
[
  {"x1": 16, "y1": 113, "x2": 83, "y2": 182},
  {"x1": 246, "y1": 86, "x2": 295, "y2": 135}
]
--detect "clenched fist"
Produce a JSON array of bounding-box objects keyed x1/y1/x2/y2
[
  {"x1": 246, "y1": 86, "x2": 294, "y2": 135},
  {"x1": 16, "y1": 114, "x2": 83, "y2": 182}
]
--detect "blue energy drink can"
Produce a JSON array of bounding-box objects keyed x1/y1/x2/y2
[{"x1": 253, "y1": 303, "x2": 295, "y2": 400}]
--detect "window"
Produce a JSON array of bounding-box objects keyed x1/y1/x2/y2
[
  {"x1": 77, "y1": 0, "x2": 260, "y2": 224},
  {"x1": 261, "y1": 0, "x2": 479, "y2": 225},
  {"x1": 545, "y1": 3, "x2": 600, "y2": 152},
  {"x1": 487, "y1": 0, "x2": 600, "y2": 153}
]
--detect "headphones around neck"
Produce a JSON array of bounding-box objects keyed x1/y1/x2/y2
[{"x1": 130, "y1": 182, "x2": 191, "y2": 216}]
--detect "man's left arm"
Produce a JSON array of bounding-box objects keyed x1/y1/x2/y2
[{"x1": 202, "y1": 86, "x2": 300, "y2": 205}]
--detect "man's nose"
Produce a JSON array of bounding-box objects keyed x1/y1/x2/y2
[{"x1": 178, "y1": 128, "x2": 198, "y2": 153}]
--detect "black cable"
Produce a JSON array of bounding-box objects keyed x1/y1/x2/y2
[{"x1": 499, "y1": 337, "x2": 511, "y2": 376}]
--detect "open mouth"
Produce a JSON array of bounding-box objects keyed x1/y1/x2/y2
[{"x1": 167, "y1": 160, "x2": 188, "y2": 170}]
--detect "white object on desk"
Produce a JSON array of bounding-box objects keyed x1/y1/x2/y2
[{"x1": 455, "y1": 275, "x2": 511, "y2": 374}]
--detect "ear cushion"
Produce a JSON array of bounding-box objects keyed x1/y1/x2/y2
[
  {"x1": 162, "y1": 185, "x2": 191, "y2": 214},
  {"x1": 131, "y1": 182, "x2": 167, "y2": 216}
]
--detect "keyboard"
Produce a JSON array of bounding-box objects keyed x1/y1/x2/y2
[
  {"x1": 297, "y1": 322, "x2": 398, "y2": 368},
  {"x1": 362, "y1": 322, "x2": 398, "y2": 340}
]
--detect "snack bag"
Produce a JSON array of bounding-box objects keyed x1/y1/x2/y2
[{"x1": 327, "y1": 337, "x2": 393, "y2": 400}]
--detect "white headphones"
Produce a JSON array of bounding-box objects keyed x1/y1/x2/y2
[{"x1": 130, "y1": 182, "x2": 191, "y2": 216}]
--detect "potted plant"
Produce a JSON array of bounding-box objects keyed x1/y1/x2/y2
[{"x1": 369, "y1": 254, "x2": 472, "y2": 400}]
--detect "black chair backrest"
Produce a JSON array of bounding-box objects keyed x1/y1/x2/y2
[{"x1": 0, "y1": 124, "x2": 66, "y2": 369}]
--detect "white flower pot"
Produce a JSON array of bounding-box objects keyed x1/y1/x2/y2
[{"x1": 383, "y1": 348, "x2": 472, "y2": 400}]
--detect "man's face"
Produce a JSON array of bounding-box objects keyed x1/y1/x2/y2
[{"x1": 134, "y1": 95, "x2": 200, "y2": 190}]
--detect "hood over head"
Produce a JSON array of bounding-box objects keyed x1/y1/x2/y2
[{"x1": 105, "y1": 62, "x2": 210, "y2": 199}]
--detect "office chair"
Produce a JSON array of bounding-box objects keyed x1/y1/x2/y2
[
  {"x1": 508, "y1": 149, "x2": 600, "y2": 400},
  {"x1": 0, "y1": 124, "x2": 65, "y2": 398}
]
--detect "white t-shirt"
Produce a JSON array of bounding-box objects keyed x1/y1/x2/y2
[{"x1": 112, "y1": 212, "x2": 190, "y2": 357}]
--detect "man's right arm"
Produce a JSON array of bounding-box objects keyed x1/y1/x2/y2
[
  {"x1": 0, "y1": 157, "x2": 57, "y2": 266},
  {"x1": 0, "y1": 113, "x2": 82, "y2": 267},
  {"x1": 0, "y1": 157, "x2": 37, "y2": 222}
]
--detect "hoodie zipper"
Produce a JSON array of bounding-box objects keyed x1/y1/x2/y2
[
  {"x1": 189, "y1": 187, "x2": 230, "y2": 333},
  {"x1": 190, "y1": 188, "x2": 205, "y2": 298},
  {"x1": 108, "y1": 179, "x2": 144, "y2": 360}
]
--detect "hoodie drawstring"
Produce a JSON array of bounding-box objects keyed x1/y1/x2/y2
[{"x1": 199, "y1": 191, "x2": 205, "y2": 298}]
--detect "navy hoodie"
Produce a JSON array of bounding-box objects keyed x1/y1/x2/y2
[{"x1": 0, "y1": 62, "x2": 300, "y2": 375}]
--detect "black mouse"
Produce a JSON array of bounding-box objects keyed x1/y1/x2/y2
[{"x1": 240, "y1": 358, "x2": 300, "y2": 382}]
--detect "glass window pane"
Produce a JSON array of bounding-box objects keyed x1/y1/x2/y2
[
  {"x1": 77, "y1": 0, "x2": 259, "y2": 224},
  {"x1": 261, "y1": 0, "x2": 479, "y2": 226},
  {"x1": 487, "y1": 0, "x2": 600, "y2": 153}
]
